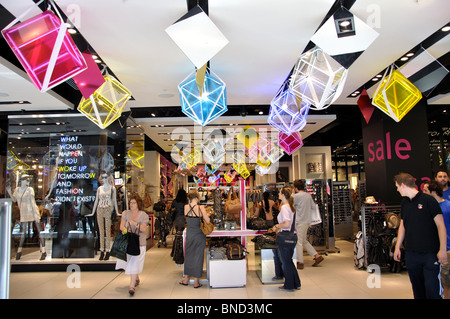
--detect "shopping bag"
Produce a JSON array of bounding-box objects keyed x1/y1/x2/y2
[
  {"x1": 310, "y1": 204, "x2": 322, "y2": 225},
  {"x1": 110, "y1": 231, "x2": 128, "y2": 261}
]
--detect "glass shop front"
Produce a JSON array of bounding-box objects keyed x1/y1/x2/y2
[{"x1": 5, "y1": 112, "x2": 145, "y2": 271}]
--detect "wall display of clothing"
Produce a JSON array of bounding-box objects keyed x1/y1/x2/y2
[{"x1": 357, "y1": 205, "x2": 404, "y2": 272}]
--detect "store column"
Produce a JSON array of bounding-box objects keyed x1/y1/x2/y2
[
  {"x1": 144, "y1": 150, "x2": 160, "y2": 203},
  {"x1": 361, "y1": 98, "x2": 431, "y2": 205}
]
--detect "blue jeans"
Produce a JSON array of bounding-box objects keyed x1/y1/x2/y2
[
  {"x1": 405, "y1": 250, "x2": 442, "y2": 299},
  {"x1": 277, "y1": 244, "x2": 301, "y2": 289},
  {"x1": 273, "y1": 249, "x2": 283, "y2": 278}
]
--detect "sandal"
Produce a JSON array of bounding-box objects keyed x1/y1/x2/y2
[
  {"x1": 179, "y1": 281, "x2": 189, "y2": 286},
  {"x1": 129, "y1": 287, "x2": 135, "y2": 296},
  {"x1": 135, "y1": 279, "x2": 140, "y2": 287},
  {"x1": 194, "y1": 283, "x2": 203, "y2": 288}
]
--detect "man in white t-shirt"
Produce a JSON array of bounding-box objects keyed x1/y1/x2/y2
[
  {"x1": 435, "y1": 170, "x2": 450, "y2": 201},
  {"x1": 293, "y1": 179, "x2": 324, "y2": 269}
]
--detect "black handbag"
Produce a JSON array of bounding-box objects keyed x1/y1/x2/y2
[
  {"x1": 110, "y1": 231, "x2": 128, "y2": 261},
  {"x1": 126, "y1": 222, "x2": 141, "y2": 256},
  {"x1": 275, "y1": 210, "x2": 297, "y2": 249}
]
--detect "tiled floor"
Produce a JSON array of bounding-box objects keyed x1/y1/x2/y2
[{"x1": 8, "y1": 238, "x2": 414, "y2": 299}]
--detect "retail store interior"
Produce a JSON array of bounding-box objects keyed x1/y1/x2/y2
[{"x1": 0, "y1": 0, "x2": 449, "y2": 300}]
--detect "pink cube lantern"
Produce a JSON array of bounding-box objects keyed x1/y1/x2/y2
[
  {"x1": 1, "y1": 11, "x2": 87, "y2": 92},
  {"x1": 278, "y1": 132, "x2": 303, "y2": 155}
]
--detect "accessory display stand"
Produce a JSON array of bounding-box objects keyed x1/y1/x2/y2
[
  {"x1": 359, "y1": 204, "x2": 403, "y2": 271},
  {"x1": 186, "y1": 179, "x2": 266, "y2": 288},
  {"x1": 331, "y1": 181, "x2": 353, "y2": 240}
]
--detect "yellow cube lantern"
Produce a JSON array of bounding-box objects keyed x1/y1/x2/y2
[
  {"x1": 127, "y1": 143, "x2": 144, "y2": 168},
  {"x1": 372, "y1": 67, "x2": 422, "y2": 122},
  {"x1": 233, "y1": 162, "x2": 250, "y2": 179},
  {"x1": 181, "y1": 149, "x2": 201, "y2": 168},
  {"x1": 236, "y1": 125, "x2": 259, "y2": 149},
  {"x1": 78, "y1": 75, "x2": 132, "y2": 129}
]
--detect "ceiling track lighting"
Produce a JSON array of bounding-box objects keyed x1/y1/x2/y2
[
  {"x1": 333, "y1": 6, "x2": 355, "y2": 38},
  {"x1": 348, "y1": 21, "x2": 450, "y2": 98}
]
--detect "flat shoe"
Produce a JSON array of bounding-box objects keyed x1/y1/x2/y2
[{"x1": 313, "y1": 255, "x2": 324, "y2": 266}]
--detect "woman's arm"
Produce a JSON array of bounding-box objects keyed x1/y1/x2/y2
[{"x1": 200, "y1": 205, "x2": 210, "y2": 224}]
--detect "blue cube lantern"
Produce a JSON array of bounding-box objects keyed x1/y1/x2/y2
[
  {"x1": 268, "y1": 81, "x2": 310, "y2": 135},
  {"x1": 178, "y1": 70, "x2": 227, "y2": 126}
]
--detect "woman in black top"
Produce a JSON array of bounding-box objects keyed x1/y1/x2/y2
[{"x1": 179, "y1": 190, "x2": 211, "y2": 288}]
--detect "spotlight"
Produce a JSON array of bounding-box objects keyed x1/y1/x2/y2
[{"x1": 333, "y1": 7, "x2": 355, "y2": 38}]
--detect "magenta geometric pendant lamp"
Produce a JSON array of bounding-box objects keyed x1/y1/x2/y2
[
  {"x1": 289, "y1": 47, "x2": 348, "y2": 110},
  {"x1": 268, "y1": 78, "x2": 310, "y2": 135},
  {"x1": 278, "y1": 132, "x2": 303, "y2": 155},
  {"x1": 1, "y1": 10, "x2": 87, "y2": 92}
]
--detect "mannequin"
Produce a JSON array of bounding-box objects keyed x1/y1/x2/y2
[
  {"x1": 87, "y1": 172, "x2": 119, "y2": 260},
  {"x1": 7, "y1": 175, "x2": 46, "y2": 260}
]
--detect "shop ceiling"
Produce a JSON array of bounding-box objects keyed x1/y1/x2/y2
[{"x1": 0, "y1": 0, "x2": 449, "y2": 159}]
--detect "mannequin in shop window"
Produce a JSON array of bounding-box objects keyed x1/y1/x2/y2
[
  {"x1": 86, "y1": 171, "x2": 119, "y2": 260},
  {"x1": 7, "y1": 175, "x2": 47, "y2": 261}
]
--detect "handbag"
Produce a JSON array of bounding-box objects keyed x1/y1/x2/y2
[
  {"x1": 110, "y1": 231, "x2": 128, "y2": 261},
  {"x1": 310, "y1": 204, "x2": 322, "y2": 225},
  {"x1": 200, "y1": 217, "x2": 214, "y2": 235},
  {"x1": 224, "y1": 188, "x2": 241, "y2": 217},
  {"x1": 126, "y1": 222, "x2": 141, "y2": 256},
  {"x1": 275, "y1": 210, "x2": 297, "y2": 249}
]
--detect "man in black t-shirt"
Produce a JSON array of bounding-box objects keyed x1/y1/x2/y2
[{"x1": 393, "y1": 173, "x2": 448, "y2": 299}]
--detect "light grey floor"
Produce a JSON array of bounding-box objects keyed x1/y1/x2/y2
[{"x1": 9, "y1": 239, "x2": 413, "y2": 299}]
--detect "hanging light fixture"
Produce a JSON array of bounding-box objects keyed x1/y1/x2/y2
[
  {"x1": 268, "y1": 78, "x2": 310, "y2": 135},
  {"x1": 278, "y1": 132, "x2": 303, "y2": 155},
  {"x1": 178, "y1": 68, "x2": 227, "y2": 126},
  {"x1": 127, "y1": 143, "x2": 144, "y2": 169},
  {"x1": 333, "y1": 6, "x2": 356, "y2": 38},
  {"x1": 78, "y1": 75, "x2": 132, "y2": 129},
  {"x1": 289, "y1": 47, "x2": 348, "y2": 110},
  {"x1": 167, "y1": 5, "x2": 229, "y2": 126},
  {"x1": 1, "y1": 7, "x2": 87, "y2": 92},
  {"x1": 372, "y1": 65, "x2": 422, "y2": 122},
  {"x1": 236, "y1": 125, "x2": 259, "y2": 149}
]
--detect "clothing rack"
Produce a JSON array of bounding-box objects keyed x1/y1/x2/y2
[{"x1": 360, "y1": 204, "x2": 403, "y2": 271}]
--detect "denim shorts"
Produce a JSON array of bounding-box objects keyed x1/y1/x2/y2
[{"x1": 441, "y1": 251, "x2": 450, "y2": 288}]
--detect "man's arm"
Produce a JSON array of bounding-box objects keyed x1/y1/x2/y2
[
  {"x1": 434, "y1": 214, "x2": 448, "y2": 263},
  {"x1": 394, "y1": 220, "x2": 405, "y2": 262}
]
